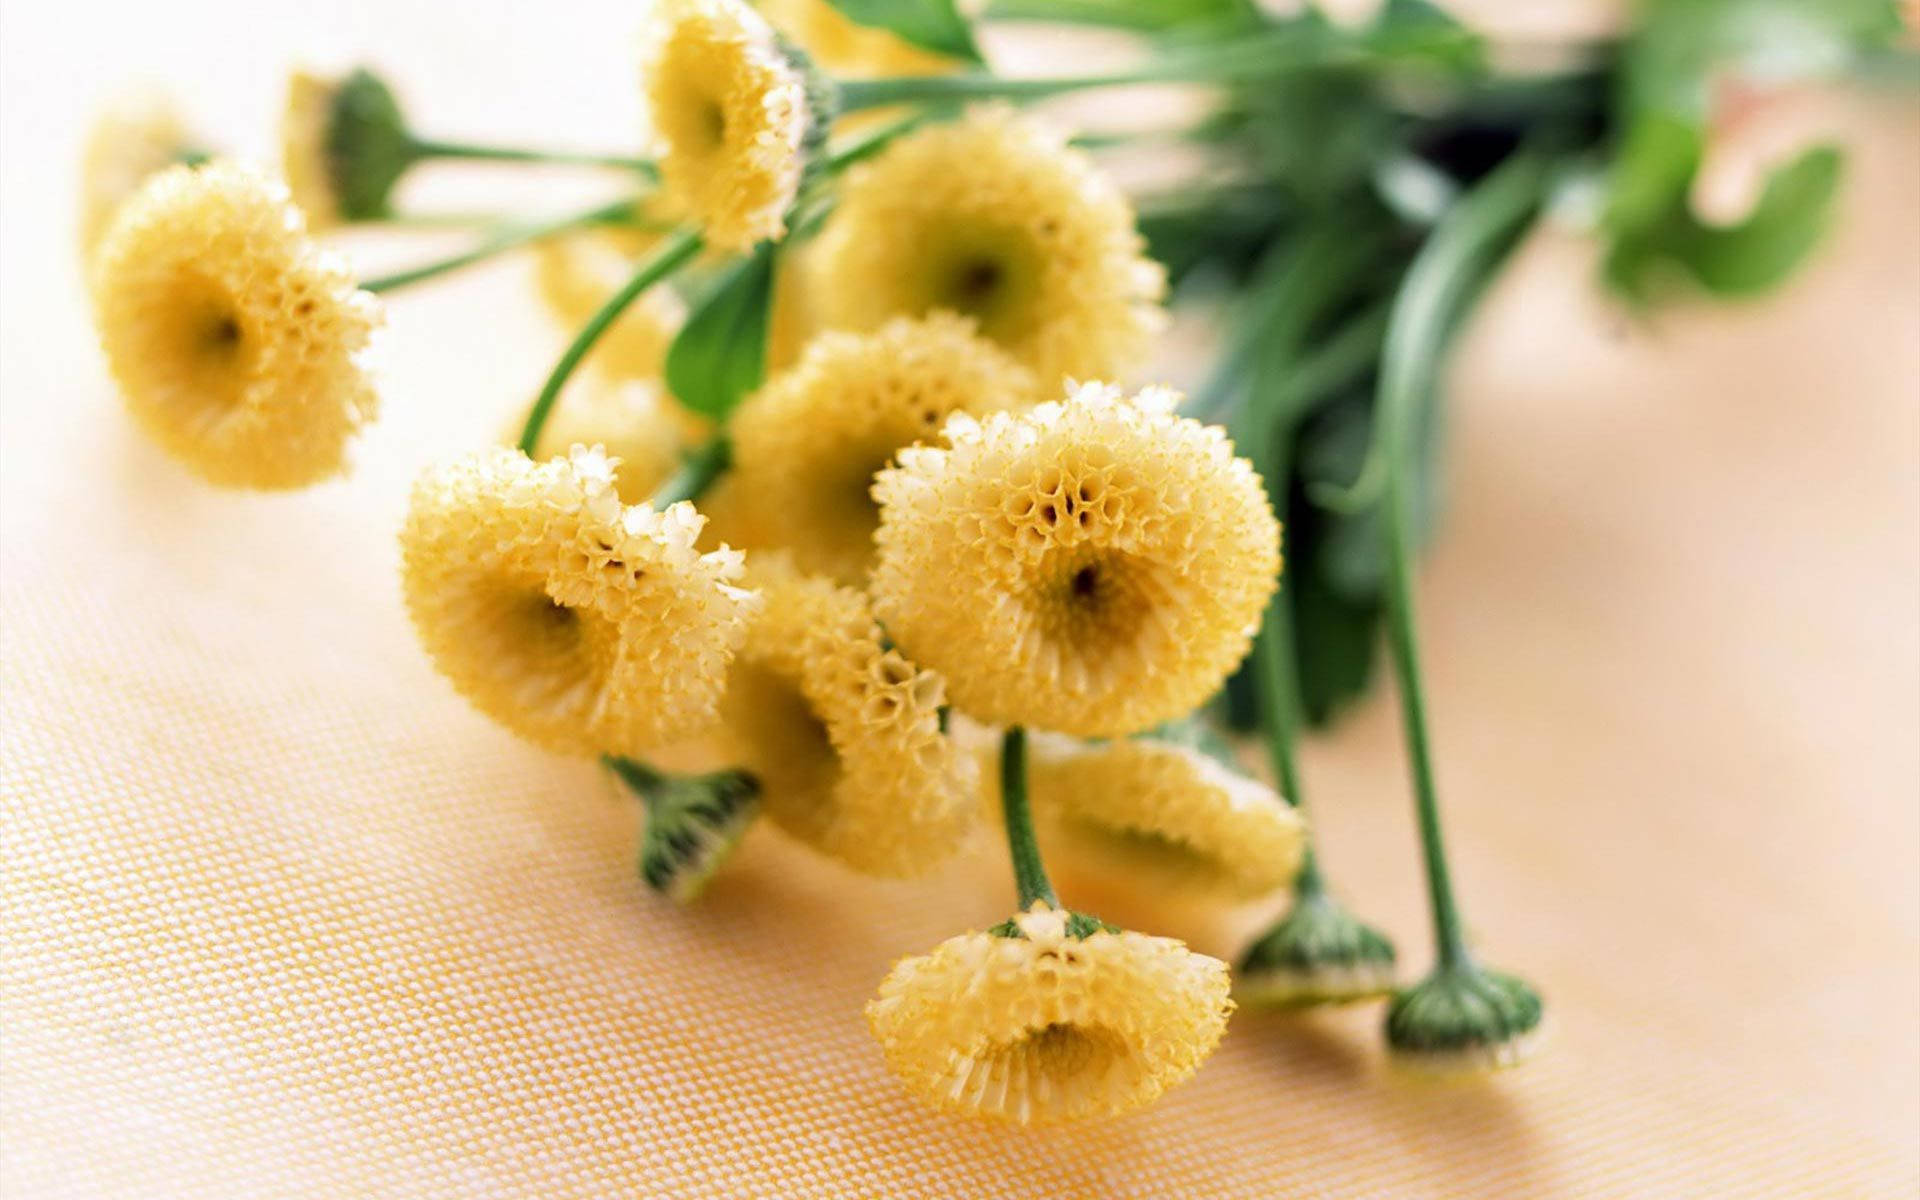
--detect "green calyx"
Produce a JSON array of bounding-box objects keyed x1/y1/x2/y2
[
  {"x1": 1385, "y1": 963, "x2": 1543, "y2": 1070},
  {"x1": 988, "y1": 910, "x2": 1120, "y2": 940},
  {"x1": 1236, "y1": 891, "x2": 1398, "y2": 1009},
  {"x1": 608, "y1": 759, "x2": 762, "y2": 904},
  {"x1": 325, "y1": 68, "x2": 418, "y2": 221}
]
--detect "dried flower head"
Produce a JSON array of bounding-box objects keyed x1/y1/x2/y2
[
  {"x1": 533, "y1": 226, "x2": 688, "y2": 381},
  {"x1": 867, "y1": 903, "x2": 1233, "y2": 1124},
  {"x1": 517, "y1": 378, "x2": 690, "y2": 506},
  {"x1": 90, "y1": 162, "x2": 382, "y2": 489},
  {"x1": 279, "y1": 69, "x2": 341, "y2": 227},
  {"x1": 400, "y1": 446, "x2": 757, "y2": 756},
  {"x1": 1386, "y1": 965, "x2": 1545, "y2": 1074},
  {"x1": 718, "y1": 558, "x2": 974, "y2": 876},
  {"x1": 812, "y1": 107, "x2": 1166, "y2": 388},
  {"x1": 872, "y1": 382, "x2": 1281, "y2": 737},
  {"x1": 1017, "y1": 730, "x2": 1306, "y2": 901},
  {"x1": 728, "y1": 313, "x2": 1035, "y2": 583},
  {"x1": 641, "y1": 0, "x2": 814, "y2": 251},
  {"x1": 278, "y1": 68, "x2": 414, "y2": 227},
  {"x1": 1236, "y1": 892, "x2": 1399, "y2": 1008},
  {"x1": 79, "y1": 88, "x2": 204, "y2": 257}
]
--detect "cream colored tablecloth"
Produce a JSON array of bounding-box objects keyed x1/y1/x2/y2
[{"x1": 3, "y1": 4, "x2": 1917, "y2": 1196}]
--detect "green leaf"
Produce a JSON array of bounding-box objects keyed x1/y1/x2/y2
[
  {"x1": 665, "y1": 245, "x2": 776, "y2": 419},
  {"x1": 982, "y1": 0, "x2": 1258, "y2": 34},
  {"x1": 821, "y1": 0, "x2": 983, "y2": 64}
]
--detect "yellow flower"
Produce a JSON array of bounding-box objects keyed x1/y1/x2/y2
[
  {"x1": 532, "y1": 227, "x2": 688, "y2": 381},
  {"x1": 811, "y1": 107, "x2": 1166, "y2": 388},
  {"x1": 79, "y1": 88, "x2": 203, "y2": 258},
  {"x1": 641, "y1": 0, "x2": 812, "y2": 251},
  {"x1": 400, "y1": 445, "x2": 757, "y2": 757},
  {"x1": 279, "y1": 69, "x2": 341, "y2": 228},
  {"x1": 90, "y1": 162, "x2": 382, "y2": 490},
  {"x1": 728, "y1": 313, "x2": 1035, "y2": 583},
  {"x1": 872, "y1": 382, "x2": 1281, "y2": 738},
  {"x1": 515, "y1": 378, "x2": 690, "y2": 506},
  {"x1": 718, "y1": 558, "x2": 974, "y2": 876},
  {"x1": 866, "y1": 903, "x2": 1233, "y2": 1124},
  {"x1": 1018, "y1": 731, "x2": 1306, "y2": 901},
  {"x1": 758, "y1": 0, "x2": 957, "y2": 79}
]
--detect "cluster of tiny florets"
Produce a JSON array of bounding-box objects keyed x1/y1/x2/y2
[
  {"x1": 90, "y1": 162, "x2": 382, "y2": 489},
  {"x1": 719, "y1": 557, "x2": 975, "y2": 876},
  {"x1": 642, "y1": 0, "x2": 810, "y2": 251},
  {"x1": 516, "y1": 378, "x2": 691, "y2": 506},
  {"x1": 866, "y1": 903, "x2": 1234, "y2": 1124},
  {"x1": 871, "y1": 381, "x2": 1280, "y2": 738},
  {"x1": 813, "y1": 107, "x2": 1166, "y2": 389},
  {"x1": 400, "y1": 445, "x2": 757, "y2": 757},
  {"x1": 1020, "y1": 731, "x2": 1306, "y2": 901},
  {"x1": 727, "y1": 313, "x2": 1036, "y2": 582},
  {"x1": 79, "y1": 88, "x2": 199, "y2": 257}
]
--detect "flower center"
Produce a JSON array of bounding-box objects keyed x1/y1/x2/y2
[
  {"x1": 999, "y1": 1021, "x2": 1129, "y2": 1080},
  {"x1": 725, "y1": 661, "x2": 841, "y2": 839}
]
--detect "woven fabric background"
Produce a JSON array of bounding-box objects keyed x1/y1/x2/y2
[{"x1": 3, "y1": 3, "x2": 1917, "y2": 1196}]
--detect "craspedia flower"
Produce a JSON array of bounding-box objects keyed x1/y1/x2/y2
[
  {"x1": 400, "y1": 445, "x2": 757, "y2": 756},
  {"x1": 78, "y1": 88, "x2": 206, "y2": 258},
  {"x1": 516, "y1": 379, "x2": 690, "y2": 506},
  {"x1": 1237, "y1": 892, "x2": 1399, "y2": 1008},
  {"x1": 1386, "y1": 965, "x2": 1545, "y2": 1073},
  {"x1": 718, "y1": 558, "x2": 974, "y2": 876},
  {"x1": 867, "y1": 903, "x2": 1233, "y2": 1124},
  {"x1": 1017, "y1": 729, "x2": 1306, "y2": 902},
  {"x1": 728, "y1": 313, "x2": 1035, "y2": 583},
  {"x1": 90, "y1": 162, "x2": 382, "y2": 489},
  {"x1": 811, "y1": 107, "x2": 1166, "y2": 387},
  {"x1": 533, "y1": 227, "x2": 688, "y2": 381},
  {"x1": 871, "y1": 382, "x2": 1281, "y2": 738},
  {"x1": 641, "y1": 0, "x2": 817, "y2": 252},
  {"x1": 279, "y1": 67, "x2": 415, "y2": 227}
]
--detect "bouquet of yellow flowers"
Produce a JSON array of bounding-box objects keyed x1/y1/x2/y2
[{"x1": 78, "y1": 0, "x2": 1906, "y2": 1124}]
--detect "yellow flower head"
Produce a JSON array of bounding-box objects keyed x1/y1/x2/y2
[
  {"x1": 400, "y1": 446, "x2": 757, "y2": 756},
  {"x1": 1020, "y1": 731, "x2": 1306, "y2": 901},
  {"x1": 90, "y1": 162, "x2": 382, "y2": 490},
  {"x1": 279, "y1": 69, "x2": 341, "y2": 228},
  {"x1": 872, "y1": 382, "x2": 1281, "y2": 738},
  {"x1": 79, "y1": 88, "x2": 203, "y2": 258},
  {"x1": 758, "y1": 0, "x2": 956, "y2": 78},
  {"x1": 641, "y1": 0, "x2": 813, "y2": 251},
  {"x1": 719, "y1": 558, "x2": 974, "y2": 876},
  {"x1": 533, "y1": 227, "x2": 688, "y2": 381},
  {"x1": 867, "y1": 903, "x2": 1234, "y2": 1124},
  {"x1": 812, "y1": 107, "x2": 1166, "y2": 388},
  {"x1": 517, "y1": 378, "x2": 689, "y2": 506},
  {"x1": 728, "y1": 313, "x2": 1035, "y2": 583}
]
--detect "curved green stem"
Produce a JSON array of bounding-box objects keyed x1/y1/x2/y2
[
  {"x1": 999, "y1": 727, "x2": 1057, "y2": 910},
  {"x1": 362, "y1": 198, "x2": 640, "y2": 293},
  {"x1": 409, "y1": 137, "x2": 657, "y2": 176},
  {"x1": 648, "y1": 438, "x2": 732, "y2": 508},
  {"x1": 1372, "y1": 151, "x2": 1549, "y2": 969},
  {"x1": 516, "y1": 229, "x2": 704, "y2": 455},
  {"x1": 837, "y1": 30, "x2": 1344, "y2": 112}
]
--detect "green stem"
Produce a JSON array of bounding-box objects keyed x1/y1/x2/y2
[
  {"x1": 1372, "y1": 152, "x2": 1548, "y2": 969},
  {"x1": 516, "y1": 229, "x2": 704, "y2": 455},
  {"x1": 836, "y1": 30, "x2": 1344, "y2": 112},
  {"x1": 999, "y1": 727, "x2": 1057, "y2": 910},
  {"x1": 408, "y1": 137, "x2": 657, "y2": 176},
  {"x1": 362, "y1": 198, "x2": 639, "y2": 293},
  {"x1": 648, "y1": 438, "x2": 732, "y2": 508}
]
